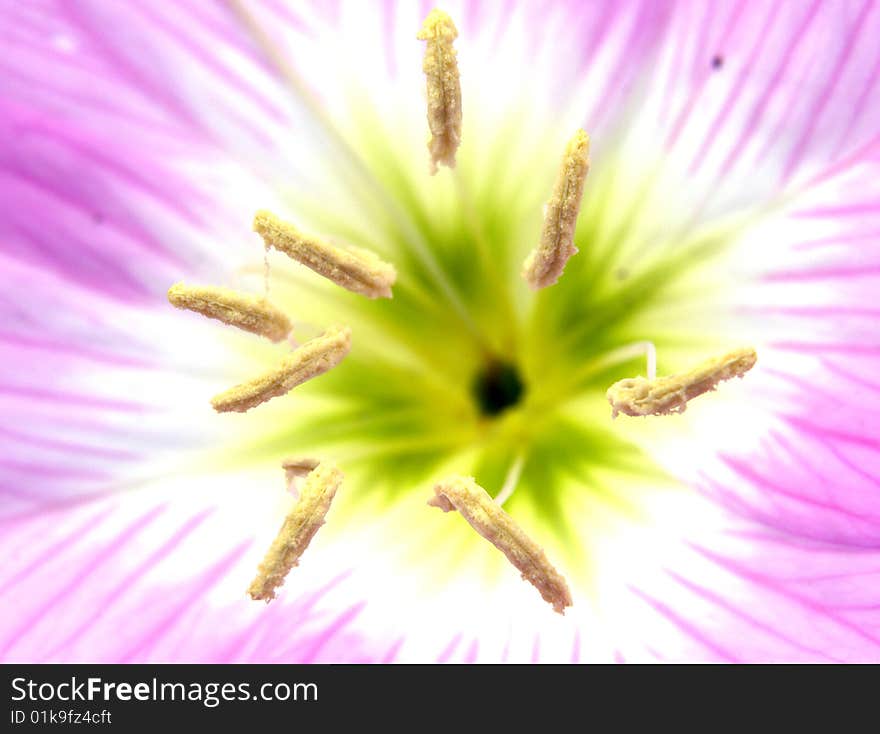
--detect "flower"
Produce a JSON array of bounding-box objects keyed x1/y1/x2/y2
[{"x1": 2, "y1": 0, "x2": 880, "y2": 663}]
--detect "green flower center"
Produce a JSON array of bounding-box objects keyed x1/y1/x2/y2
[
  {"x1": 227, "y1": 140, "x2": 746, "y2": 573},
  {"x1": 472, "y1": 360, "x2": 525, "y2": 416}
]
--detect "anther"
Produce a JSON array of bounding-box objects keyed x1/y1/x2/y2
[
  {"x1": 167, "y1": 283, "x2": 292, "y2": 342},
  {"x1": 522, "y1": 129, "x2": 590, "y2": 289},
  {"x1": 248, "y1": 461, "x2": 343, "y2": 602},
  {"x1": 429, "y1": 476, "x2": 573, "y2": 614},
  {"x1": 281, "y1": 456, "x2": 320, "y2": 500},
  {"x1": 606, "y1": 347, "x2": 757, "y2": 417},
  {"x1": 253, "y1": 210, "x2": 396, "y2": 299},
  {"x1": 211, "y1": 325, "x2": 352, "y2": 413},
  {"x1": 417, "y1": 9, "x2": 462, "y2": 174}
]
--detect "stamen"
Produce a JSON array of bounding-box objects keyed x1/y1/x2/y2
[
  {"x1": 522, "y1": 129, "x2": 591, "y2": 290},
  {"x1": 211, "y1": 325, "x2": 352, "y2": 413},
  {"x1": 248, "y1": 462, "x2": 343, "y2": 602},
  {"x1": 607, "y1": 347, "x2": 757, "y2": 418},
  {"x1": 417, "y1": 9, "x2": 462, "y2": 174},
  {"x1": 167, "y1": 282, "x2": 292, "y2": 342},
  {"x1": 429, "y1": 476, "x2": 573, "y2": 614},
  {"x1": 281, "y1": 456, "x2": 320, "y2": 500},
  {"x1": 253, "y1": 210, "x2": 396, "y2": 299},
  {"x1": 282, "y1": 456, "x2": 320, "y2": 479}
]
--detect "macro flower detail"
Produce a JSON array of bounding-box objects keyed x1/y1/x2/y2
[
  {"x1": 522, "y1": 129, "x2": 591, "y2": 290},
  {"x1": 607, "y1": 347, "x2": 757, "y2": 418},
  {"x1": 248, "y1": 461, "x2": 343, "y2": 602},
  {"x1": 5, "y1": 0, "x2": 880, "y2": 665},
  {"x1": 167, "y1": 282, "x2": 292, "y2": 342},
  {"x1": 176, "y1": 7, "x2": 662, "y2": 612},
  {"x1": 430, "y1": 476, "x2": 573, "y2": 614},
  {"x1": 417, "y1": 8, "x2": 462, "y2": 174}
]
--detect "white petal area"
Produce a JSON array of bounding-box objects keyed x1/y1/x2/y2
[
  {"x1": 0, "y1": 249, "x2": 274, "y2": 516},
  {"x1": 609, "y1": 526, "x2": 880, "y2": 662},
  {"x1": 0, "y1": 468, "x2": 392, "y2": 662}
]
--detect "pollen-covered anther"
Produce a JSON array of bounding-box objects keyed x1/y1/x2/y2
[
  {"x1": 429, "y1": 476, "x2": 573, "y2": 615},
  {"x1": 282, "y1": 456, "x2": 320, "y2": 481},
  {"x1": 248, "y1": 462, "x2": 343, "y2": 602},
  {"x1": 417, "y1": 8, "x2": 462, "y2": 174},
  {"x1": 606, "y1": 346, "x2": 758, "y2": 418},
  {"x1": 167, "y1": 282, "x2": 292, "y2": 342},
  {"x1": 522, "y1": 129, "x2": 591, "y2": 290},
  {"x1": 211, "y1": 325, "x2": 352, "y2": 413},
  {"x1": 281, "y1": 456, "x2": 320, "y2": 499},
  {"x1": 253, "y1": 210, "x2": 396, "y2": 299}
]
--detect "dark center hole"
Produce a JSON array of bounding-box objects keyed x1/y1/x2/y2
[{"x1": 472, "y1": 360, "x2": 525, "y2": 416}]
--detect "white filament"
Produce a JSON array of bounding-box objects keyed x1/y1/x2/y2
[{"x1": 494, "y1": 453, "x2": 526, "y2": 507}]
